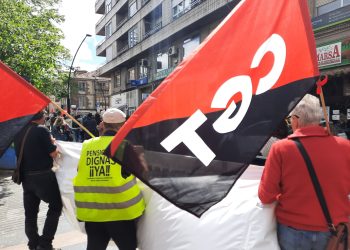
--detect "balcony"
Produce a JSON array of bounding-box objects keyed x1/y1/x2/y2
[
  {"x1": 143, "y1": 21, "x2": 162, "y2": 40},
  {"x1": 96, "y1": 38, "x2": 106, "y2": 49},
  {"x1": 95, "y1": 15, "x2": 106, "y2": 35},
  {"x1": 118, "y1": 44, "x2": 129, "y2": 55},
  {"x1": 95, "y1": 0, "x2": 105, "y2": 14},
  {"x1": 116, "y1": 16, "x2": 128, "y2": 30}
]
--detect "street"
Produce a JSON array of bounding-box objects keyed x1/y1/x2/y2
[{"x1": 0, "y1": 170, "x2": 118, "y2": 250}]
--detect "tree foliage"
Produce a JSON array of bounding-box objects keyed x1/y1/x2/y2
[{"x1": 0, "y1": 0, "x2": 70, "y2": 97}]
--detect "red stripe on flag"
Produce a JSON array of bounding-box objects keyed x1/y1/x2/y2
[
  {"x1": 109, "y1": 0, "x2": 319, "y2": 153},
  {"x1": 0, "y1": 61, "x2": 50, "y2": 122}
]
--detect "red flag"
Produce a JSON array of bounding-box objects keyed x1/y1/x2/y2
[
  {"x1": 106, "y1": 0, "x2": 319, "y2": 217},
  {"x1": 0, "y1": 61, "x2": 50, "y2": 156}
]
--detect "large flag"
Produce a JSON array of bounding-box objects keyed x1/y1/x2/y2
[
  {"x1": 106, "y1": 0, "x2": 319, "y2": 217},
  {"x1": 0, "y1": 61, "x2": 50, "y2": 156}
]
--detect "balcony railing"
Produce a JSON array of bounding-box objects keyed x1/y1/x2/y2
[
  {"x1": 143, "y1": 21, "x2": 162, "y2": 39},
  {"x1": 96, "y1": 38, "x2": 106, "y2": 49},
  {"x1": 116, "y1": 16, "x2": 128, "y2": 30},
  {"x1": 118, "y1": 44, "x2": 129, "y2": 55},
  {"x1": 173, "y1": 0, "x2": 204, "y2": 20}
]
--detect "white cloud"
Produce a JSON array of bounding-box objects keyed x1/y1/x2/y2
[{"x1": 59, "y1": 0, "x2": 103, "y2": 71}]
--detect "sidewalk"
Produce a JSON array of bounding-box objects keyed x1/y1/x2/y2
[{"x1": 0, "y1": 170, "x2": 118, "y2": 250}]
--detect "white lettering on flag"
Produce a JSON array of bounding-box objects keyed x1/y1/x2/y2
[
  {"x1": 160, "y1": 110, "x2": 216, "y2": 166},
  {"x1": 161, "y1": 34, "x2": 286, "y2": 166}
]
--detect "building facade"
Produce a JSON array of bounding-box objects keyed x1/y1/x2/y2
[
  {"x1": 310, "y1": 0, "x2": 350, "y2": 138},
  {"x1": 95, "y1": 0, "x2": 239, "y2": 116},
  {"x1": 70, "y1": 70, "x2": 111, "y2": 115},
  {"x1": 95, "y1": 0, "x2": 350, "y2": 138}
]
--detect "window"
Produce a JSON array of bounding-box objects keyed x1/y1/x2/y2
[
  {"x1": 128, "y1": 25, "x2": 139, "y2": 48},
  {"x1": 172, "y1": 0, "x2": 198, "y2": 19},
  {"x1": 105, "y1": 22, "x2": 112, "y2": 38},
  {"x1": 128, "y1": 67, "x2": 135, "y2": 82},
  {"x1": 129, "y1": 0, "x2": 137, "y2": 17},
  {"x1": 156, "y1": 53, "x2": 169, "y2": 72},
  {"x1": 106, "y1": 0, "x2": 112, "y2": 13},
  {"x1": 114, "y1": 71, "x2": 121, "y2": 88},
  {"x1": 139, "y1": 59, "x2": 148, "y2": 78},
  {"x1": 172, "y1": 0, "x2": 184, "y2": 19},
  {"x1": 184, "y1": 0, "x2": 191, "y2": 12},
  {"x1": 78, "y1": 96, "x2": 86, "y2": 108},
  {"x1": 183, "y1": 35, "x2": 200, "y2": 59},
  {"x1": 78, "y1": 81, "x2": 86, "y2": 91}
]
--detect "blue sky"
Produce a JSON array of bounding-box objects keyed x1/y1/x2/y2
[{"x1": 59, "y1": 0, "x2": 105, "y2": 72}]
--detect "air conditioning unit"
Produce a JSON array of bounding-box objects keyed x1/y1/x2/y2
[{"x1": 168, "y1": 46, "x2": 178, "y2": 56}]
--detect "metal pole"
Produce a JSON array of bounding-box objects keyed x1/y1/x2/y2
[{"x1": 67, "y1": 34, "x2": 92, "y2": 114}]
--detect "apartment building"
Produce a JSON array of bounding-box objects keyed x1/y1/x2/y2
[
  {"x1": 94, "y1": 0, "x2": 350, "y2": 138},
  {"x1": 310, "y1": 0, "x2": 350, "y2": 137},
  {"x1": 94, "y1": 0, "x2": 239, "y2": 116},
  {"x1": 70, "y1": 70, "x2": 111, "y2": 115}
]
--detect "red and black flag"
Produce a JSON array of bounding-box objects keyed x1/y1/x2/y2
[
  {"x1": 106, "y1": 0, "x2": 319, "y2": 217},
  {"x1": 0, "y1": 61, "x2": 50, "y2": 156}
]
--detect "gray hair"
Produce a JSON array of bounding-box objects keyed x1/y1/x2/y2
[{"x1": 291, "y1": 94, "x2": 322, "y2": 127}]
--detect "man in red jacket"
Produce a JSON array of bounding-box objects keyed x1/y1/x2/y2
[{"x1": 258, "y1": 94, "x2": 350, "y2": 250}]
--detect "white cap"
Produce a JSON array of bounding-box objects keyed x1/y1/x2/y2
[{"x1": 102, "y1": 108, "x2": 126, "y2": 123}]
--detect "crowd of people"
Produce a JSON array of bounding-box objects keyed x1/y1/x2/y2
[{"x1": 44, "y1": 112, "x2": 102, "y2": 143}]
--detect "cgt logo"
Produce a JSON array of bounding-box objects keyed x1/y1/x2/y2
[{"x1": 161, "y1": 34, "x2": 286, "y2": 166}]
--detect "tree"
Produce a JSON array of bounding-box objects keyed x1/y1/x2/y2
[{"x1": 0, "y1": 0, "x2": 70, "y2": 96}]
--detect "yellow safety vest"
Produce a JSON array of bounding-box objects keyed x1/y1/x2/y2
[{"x1": 73, "y1": 136, "x2": 145, "y2": 222}]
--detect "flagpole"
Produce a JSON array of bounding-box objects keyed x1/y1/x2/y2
[
  {"x1": 319, "y1": 88, "x2": 331, "y2": 134},
  {"x1": 316, "y1": 75, "x2": 331, "y2": 135},
  {"x1": 50, "y1": 101, "x2": 96, "y2": 138}
]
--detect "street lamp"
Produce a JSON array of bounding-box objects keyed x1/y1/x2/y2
[{"x1": 67, "y1": 34, "x2": 92, "y2": 114}]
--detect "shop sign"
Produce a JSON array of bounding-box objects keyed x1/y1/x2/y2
[
  {"x1": 332, "y1": 109, "x2": 340, "y2": 121},
  {"x1": 154, "y1": 66, "x2": 176, "y2": 81},
  {"x1": 131, "y1": 77, "x2": 148, "y2": 86},
  {"x1": 317, "y1": 39, "x2": 350, "y2": 69},
  {"x1": 312, "y1": 4, "x2": 350, "y2": 31},
  {"x1": 111, "y1": 93, "x2": 126, "y2": 108},
  {"x1": 332, "y1": 114, "x2": 340, "y2": 120},
  {"x1": 317, "y1": 42, "x2": 341, "y2": 68}
]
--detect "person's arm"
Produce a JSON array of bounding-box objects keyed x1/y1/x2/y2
[
  {"x1": 258, "y1": 143, "x2": 282, "y2": 204},
  {"x1": 39, "y1": 126, "x2": 58, "y2": 158}
]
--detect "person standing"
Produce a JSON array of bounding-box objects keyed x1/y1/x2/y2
[
  {"x1": 51, "y1": 116, "x2": 72, "y2": 141},
  {"x1": 258, "y1": 94, "x2": 350, "y2": 250},
  {"x1": 73, "y1": 108, "x2": 145, "y2": 250},
  {"x1": 14, "y1": 110, "x2": 62, "y2": 250},
  {"x1": 82, "y1": 113, "x2": 98, "y2": 140}
]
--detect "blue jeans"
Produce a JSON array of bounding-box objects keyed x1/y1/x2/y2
[{"x1": 277, "y1": 223, "x2": 331, "y2": 250}]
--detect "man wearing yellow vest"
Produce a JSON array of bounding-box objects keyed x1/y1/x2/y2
[{"x1": 73, "y1": 108, "x2": 145, "y2": 250}]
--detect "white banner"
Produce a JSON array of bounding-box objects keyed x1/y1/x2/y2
[{"x1": 54, "y1": 141, "x2": 279, "y2": 250}]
